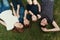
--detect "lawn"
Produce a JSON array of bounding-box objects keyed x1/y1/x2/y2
[{"x1": 0, "y1": 0, "x2": 60, "y2": 40}]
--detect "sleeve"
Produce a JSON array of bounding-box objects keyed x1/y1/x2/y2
[{"x1": 6, "y1": 24, "x2": 14, "y2": 31}]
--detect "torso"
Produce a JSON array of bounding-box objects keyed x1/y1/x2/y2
[
  {"x1": 0, "y1": 10, "x2": 19, "y2": 30},
  {"x1": 26, "y1": 3, "x2": 39, "y2": 15}
]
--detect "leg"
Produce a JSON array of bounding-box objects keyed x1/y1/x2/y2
[{"x1": 19, "y1": 7, "x2": 25, "y2": 24}]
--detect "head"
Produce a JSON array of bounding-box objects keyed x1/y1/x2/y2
[
  {"x1": 24, "y1": 19, "x2": 30, "y2": 26},
  {"x1": 14, "y1": 22, "x2": 23, "y2": 29},
  {"x1": 37, "y1": 14, "x2": 41, "y2": 19},
  {"x1": 40, "y1": 18, "x2": 48, "y2": 26},
  {"x1": 32, "y1": 15, "x2": 37, "y2": 22}
]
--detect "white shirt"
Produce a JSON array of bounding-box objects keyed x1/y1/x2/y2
[{"x1": 0, "y1": 10, "x2": 19, "y2": 31}]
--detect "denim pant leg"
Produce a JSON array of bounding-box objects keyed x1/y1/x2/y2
[
  {"x1": 19, "y1": 7, "x2": 25, "y2": 24},
  {"x1": 2, "y1": 0, "x2": 10, "y2": 11}
]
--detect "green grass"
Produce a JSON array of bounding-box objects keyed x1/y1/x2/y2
[{"x1": 0, "y1": 0, "x2": 60, "y2": 40}]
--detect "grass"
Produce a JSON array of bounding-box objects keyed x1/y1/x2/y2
[{"x1": 0, "y1": 0, "x2": 60, "y2": 40}]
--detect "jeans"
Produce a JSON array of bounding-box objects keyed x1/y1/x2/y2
[
  {"x1": 19, "y1": 7, "x2": 25, "y2": 24},
  {"x1": 0, "y1": 0, "x2": 10, "y2": 13}
]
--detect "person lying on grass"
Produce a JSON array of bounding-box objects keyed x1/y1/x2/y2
[
  {"x1": 24, "y1": 0, "x2": 41, "y2": 25},
  {"x1": 39, "y1": 0, "x2": 60, "y2": 32},
  {"x1": 0, "y1": 0, "x2": 24, "y2": 32},
  {"x1": 10, "y1": 0, "x2": 29, "y2": 27}
]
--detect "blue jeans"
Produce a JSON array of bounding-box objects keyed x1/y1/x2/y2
[
  {"x1": 0, "y1": 0, "x2": 10, "y2": 13},
  {"x1": 19, "y1": 7, "x2": 25, "y2": 24}
]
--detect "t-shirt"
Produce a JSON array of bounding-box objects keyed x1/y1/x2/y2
[
  {"x1": 0, "y1": 10, "x2": 19, "y2": 31},
  {"x1": 26, "y1": 4, "x2": 39, "y2": 16},
  {"x1": 41, "y1": 0, "x2": 54, "y2": 23}
]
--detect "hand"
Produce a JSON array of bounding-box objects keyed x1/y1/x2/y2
[
  {"x1": 17, "y1": 5, "x2": 20, "y2": 9},
  {"x1": 37, "y1": 14, "x2": 41, "y2": 19},
  {"x1": 24, "y1": 18, "x2": 30, "y2": 26},
  {"x1": 41, "y1": 27, "x2": 48, "y2": 32},
  {"x1": 39, "y1": 9, "x2": 41, "y2": 13},
  {"x1": 32, "y1": 15, "x2": 37, "y2": 21}
]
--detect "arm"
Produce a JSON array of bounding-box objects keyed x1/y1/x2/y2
[
  {"x1": 29, "y1": 11, "x2": 34, "y2": 16},
  {"x1": 24, "y1": 10, "x2": 28, "y2": 19},
  {"x1": 41, "y1": 21, "x2": 60, "y2": 32},
  {"x1": 29, "y1": 11, "x2": 37, "y2": 21},
  {"x1": 16, "y1": 4, "x2": 20, "y2": 18},
  {"x1": 37, "y1": 2, "x2": 41, "y2": 12},
  {"x1": 10, "y1": 2, "x2": 17, "y2": 16},
  {"x1": 0, "y1": 20, "x2": 6, "y2": 26},
  {"x1": 24, "y1": 10, "x2": 30, "y2": 25}
]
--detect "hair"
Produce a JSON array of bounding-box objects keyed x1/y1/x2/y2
[{"x1": 40, "y1": 24, "x2": 46, "y2": 28}]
